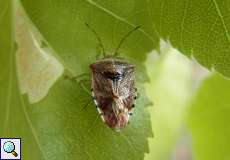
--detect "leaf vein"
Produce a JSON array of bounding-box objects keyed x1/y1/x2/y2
[
  {"x1": 180, "y1": 0, "x2": 189, "y2": 48},
  {"x1": 20, "y1": 96, "x2": 48, "y2": 160},
  {"x1": 205, "y1": 17, "x2": 218, "y2": 52},
  {"x1": 84, "y1": 0, "x2": 154, "y2": 44},
  {"x1": 212, "y1": 0, "x2": 230, "y2": 43},
  {"x1": 3, "y1": 1, "x2": 13, "y2": 134},
  {"x1": 120, "y1": 133, "x2": 137, "y2": 153},
  {"x1": 146, "y1": 0, "x2": 160, "y2": 38},
  {"x1": 85, "y1": 150, "x2": 95, "y2": 160},
  {"x1": 159, "y1": 0, "x2": 165, "y2": 35},
  {"x1": 0, "y1": 2, "x2": 9, "y2": 21}
]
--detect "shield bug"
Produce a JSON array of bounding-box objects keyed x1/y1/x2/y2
[{"x1": 85, "y1": 23, "x2": 139, "y2": 130}]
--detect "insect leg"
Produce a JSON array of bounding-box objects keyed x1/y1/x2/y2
[
  {"x1": 78, "y1": 79, "x2": 91, "y2": 96},
  {"x1": 65, "y1": 72, "x2": 95, "y2": 111},
  {"x1": 99, "y1": 112, "x2": 105, "y2": 122},
  {"x1": 77, "y1": 80, "x2": 94, "y2": 110},
  {"x1": 68, "y1": 77, "x2": 92, "y2": 111},
  {"x1": 67, "y1": 74, "x2": 92, "y2": 110},
  {"x1": 64, "y1": 71, "x2": 91, "y2": 97},
  {"x1": 70, "y1": 73, "x2": 90, "y2": 81},
  {"x1": 65, "y1": 72, "x2": 91, "y2": 94},
  {"x1": 64, "y1": 71, "x2": 88, "y2": 79}
]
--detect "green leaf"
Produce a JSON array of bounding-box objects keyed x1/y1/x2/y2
[
  {"x1": 0, "y1": 0, "x2": 13, "y2": 133},
  {"x1": 187, "y1": 73, "x2": 230, "y2": 160},
  {"x1": 21, "y1": 0, "x2": 230, "y2": 77},
  {"x1": 148, "y1": 0, "x2": 230, "y2": 77},
  {"x1": 0, "y1": 0, "x2": 43, "y2": 159},
  {"x1": 20, "y1": 0, "x2": 155, "y2": 78},
  {"x1": 0, "y1": 1, "x2": 153, "y2": 160}
]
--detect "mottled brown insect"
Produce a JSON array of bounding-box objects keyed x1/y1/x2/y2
[
  {"x1": 86, "y1": 23, "x2": 139, "y2": 130},
  {"x1": 90, "y1": 58, "x2": 136, "y2": 130}
]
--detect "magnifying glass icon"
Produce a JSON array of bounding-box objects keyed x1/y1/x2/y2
[{"x1": 3, "y1": 141, "x2": 18, "y2": 157}]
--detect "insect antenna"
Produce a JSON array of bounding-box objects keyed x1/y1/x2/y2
[
  {"x1": 114, "y1": 25, "x2": 141, "y2": 57},
  {"x1": 85, "y1": 23, "x2": 106, "y2": 57}
]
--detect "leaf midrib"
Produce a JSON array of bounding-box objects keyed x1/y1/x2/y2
[
  {"x1": 84, "y1": 0, "x2": 155, "y2": 44},
  {"x1": 19, "y1": 95, "x2": 49, "y2": 160},
  {"x1": 3, "y1": 0, "x2": 13, "y2": 134},
  {"x1": 212, "y1": 0, "x2": 230, "y2": 43}
]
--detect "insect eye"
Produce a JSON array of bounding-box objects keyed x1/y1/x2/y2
[{"x1": 103, "y1": 71, "x2": 123, "y2": 81}]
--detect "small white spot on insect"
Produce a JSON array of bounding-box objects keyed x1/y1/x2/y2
[
  {"x1": 97, "y1": 107, "x2": 102, "y2": 114},
  {"x1": 95, "y1": 106, "x2": 105, "y2": 122},
  {"x1": 91, "y1": 91, "x2": 95, "y2": 97},
  {"x1": 93, "y1": 100, "x2": 98, "y2": 106},
  {"x1": 92, "y1": 91, "x2": 98, "y2": 105},
  {"x1": 100, "y1": 114, "x2": 105, "y2": 122},
  {"x1": 127, "y1": 113, "x2": 130, "y2": 119}
]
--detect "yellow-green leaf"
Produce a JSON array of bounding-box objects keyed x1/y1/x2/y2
[{"x1": 188, "y1": 73, "x2": 230, "y2": 160}]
